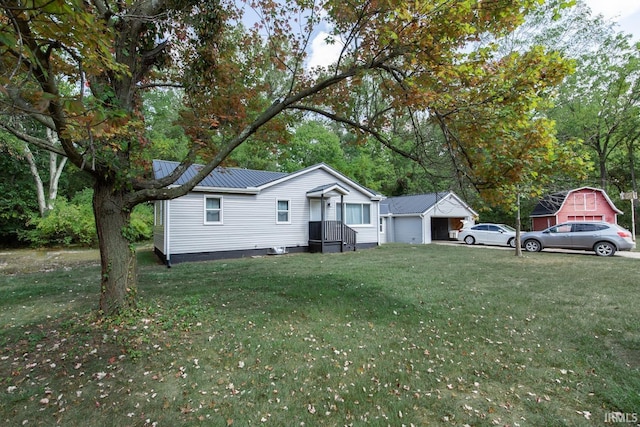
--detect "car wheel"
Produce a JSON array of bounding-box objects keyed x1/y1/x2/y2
[
  {"x1": 523, "y1": 239, "x2": 542, "y2": 252},
  {"x1": 507, "y1": 238, "x2": 516, "y2": 248},
  {"x1": 464, "y1": 235, "x2": 475, "y2": 245},
  {"x1": 594, "y1": 241, "x2": 616, "y2": 257}
]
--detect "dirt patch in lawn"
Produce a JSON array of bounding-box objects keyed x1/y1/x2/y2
[
  {"x1": 0, "y1": 248, "x2": 101, "y2": 275},
  {"x1": 606, "y1": 337, "x2": 640, "y2": 370}
]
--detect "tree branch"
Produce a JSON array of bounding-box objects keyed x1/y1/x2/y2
[
  {"x1": 289, "y1": 103, "x2": 423, "y2": 164},
  {"x1": 0, "y1": 123, "x2": 66, "y2": 156}
]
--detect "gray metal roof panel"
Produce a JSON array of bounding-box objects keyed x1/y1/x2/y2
[
  {"x1": 153, "y1": 160, "x2": 289, "y2": 188},
  {"x1": 306, "y1": 182, "x2": 350, "y2": 194},
  {"x1": 381, "y1": 192, "x2": 451, "y2": 215}
]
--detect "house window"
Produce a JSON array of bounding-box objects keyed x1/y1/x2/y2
[
  {"x1": 204, "y1": 196, "x2": 222, "y2": 224},
  {"x1": 337, "y1": 203, "x2": 371, "y2": 225},
  {"x1": 573, "y1": 193, "x2": 597, "y2": 211},
  {"x1": 276, "y1": 199, "x2": 290, "y2": 223},
  {"x1": 154, "y1": 201, "x2": 163, "y2": 226}
]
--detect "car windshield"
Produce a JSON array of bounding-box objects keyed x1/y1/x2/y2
[{"x1": 500, "y1": 224, "x2": 516, "y2": 232}]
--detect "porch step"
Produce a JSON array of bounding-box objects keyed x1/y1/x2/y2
[{"x1": 309, "y1": 240, "x2": 356, "y2": 253}]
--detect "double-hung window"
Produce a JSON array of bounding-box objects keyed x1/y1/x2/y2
[
  {"x1": 154, "y1": 201, "x2": 163, "y2": 226},
  {"x1": 204, "y1": 196, "x2": 223, "y2": 224},
  {"x1": 337, "y1": 203, "x2": 371, "y2": 225},
  {"x1": 573, "y1": 193, "x2": 597, "y2": 211},
  {"x1": 276, "y1": 199, "x2": 291, "y2": 224}
]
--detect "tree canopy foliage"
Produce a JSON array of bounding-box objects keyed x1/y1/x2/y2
[{"x1": 1, "y1": 0, "x2": 584, "y2": 316}]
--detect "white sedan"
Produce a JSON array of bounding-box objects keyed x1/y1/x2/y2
[{"x1": 457, "y1": 223, "x2": 517, "y2": 248}]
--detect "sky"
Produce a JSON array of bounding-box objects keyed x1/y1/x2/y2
[
  {"x1": 584, "y1": 0, "x2": 640, "y2": 40},
  {"x1": 307, "y1": 1, "x2": 640, "y2": 69}
]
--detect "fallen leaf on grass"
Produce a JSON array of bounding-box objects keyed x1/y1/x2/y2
[{"x1": 577, "y1": 411, "x2": 591, "y2": 420}]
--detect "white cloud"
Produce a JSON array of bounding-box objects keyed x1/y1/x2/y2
[
  {"x1": 583, "y1": 0, "x2": 640, "y2": 40},
  {"x1": 307, "y1": 31, "x2": 343, "y2": 70},
  {"x1": 583, "y1": 0, "x2": 640, "y2": 19}
]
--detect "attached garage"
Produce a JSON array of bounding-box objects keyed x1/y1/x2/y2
[{"x1": 381, "y1": 192, "x2": 477, "y2": 244}]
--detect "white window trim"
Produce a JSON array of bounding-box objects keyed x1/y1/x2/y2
[
  {"x1": 338, "y1": 202, "x2": 373, "y2": 227},
  {"x1": 573, "y1": 193, "x2": 597, "y2": 211},
  {"x1": 204, "y1": 195, "x2": 223, "y2": 225},
  {"x1": 154, "y1": 201, "x2": 163, "y2": 226},
  {"x1": 276, "y1": 199, "x2": 291, "y2": 224}
]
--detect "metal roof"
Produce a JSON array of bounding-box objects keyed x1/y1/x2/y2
[
  {"x1": 306, "y1": 183, "x2": 350, "y2": 197},
  {"x1": 530, "y1": 191, "x2": 567, "y2": 216},
  {"x1": 381, "y1": 192, "x2": 452, "y2": 215},
  {"x1": 153, "y1": 160, "x2": 289, "y2": 189}
]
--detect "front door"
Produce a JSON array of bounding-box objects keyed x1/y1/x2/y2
[
  {"x1": 380, "y1": 217, "x2": 387, "y2": 243},
  {"x1": 310, "y1": 199, "x2": 323, "y2": 221}
]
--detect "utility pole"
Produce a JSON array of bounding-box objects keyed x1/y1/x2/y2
[
  {"x1": 620, "y1": 191, "x2": 637, "y2": 241},
  {"x1": 515, "y1": 190, "x2": 523, "y2": 256}
]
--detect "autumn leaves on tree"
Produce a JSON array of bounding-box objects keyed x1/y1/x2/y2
[{"x1": 0, "y1": 0, "x2": 583, "y2": 316}]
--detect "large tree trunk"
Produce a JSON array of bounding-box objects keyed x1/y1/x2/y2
[
  {"x1": 599, "y1": 157, "x2": 607, "y2": 189},
  {"x1": 93, "y1": 181, "x2": 137, "y2": 317}
]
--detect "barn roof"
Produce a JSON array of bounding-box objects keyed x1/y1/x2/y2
[{"x1": 530, "y1": 191, "x2": 568, "y2": 216}]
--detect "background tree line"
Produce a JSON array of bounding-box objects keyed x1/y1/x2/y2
[
  {"x1": 3, "y1": 2, "x2": 638, "y2": 244},
  {"x1": 1, "y1": 0, "x2": 638, "y2": 315},
  {"x1": 0, "y1": 3, "x2": 640, "y2": 246},
  {"x1": 2, "y1": 1, "x2": 639, "y2": 246}
]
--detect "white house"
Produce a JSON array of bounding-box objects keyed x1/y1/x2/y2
[
  {"x1": 380, "y1": 192, "x2": 477, "y2": 244},
  {"x1": 153, "y1": 160, "x2": 383, "y2": 265}
]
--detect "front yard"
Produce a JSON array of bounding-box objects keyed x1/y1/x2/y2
[{"x1": 1, "y1": 244, "x2": 638, "y2": 426}]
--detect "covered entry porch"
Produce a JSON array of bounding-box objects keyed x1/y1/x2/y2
[{"x1": 307, "y1": 183, "x2": 357, "y2": 253}]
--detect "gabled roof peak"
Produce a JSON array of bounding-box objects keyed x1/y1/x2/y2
[
  {"x1": 152, "y1": 160, "x2": 383, "y2": 199},
  {"x1": 531, "y1": 187, "x2": 623, "y2": 216}
]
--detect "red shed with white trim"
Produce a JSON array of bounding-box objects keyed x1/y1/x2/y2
[{"x1": 530, "y1": 187, "x2": 623, "y2": 231}]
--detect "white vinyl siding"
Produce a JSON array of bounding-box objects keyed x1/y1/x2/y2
[
  {"x1": 165, "y1": 168, "x2": 380, "y2": 255},
  {"x1": 204, "y1": 196, "x2": 222, "y2": 224},
  {"x1": 276, "y1": 199, "x2": 291, "y2": 224}
]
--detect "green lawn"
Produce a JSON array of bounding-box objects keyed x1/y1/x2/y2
[{"x1": 1, "y1": 244, "x2": 639, "y2": 426}]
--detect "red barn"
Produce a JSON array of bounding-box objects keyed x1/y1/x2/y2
[{"x1": 530, "y1": 187, "x2": 623, "y2": 231}]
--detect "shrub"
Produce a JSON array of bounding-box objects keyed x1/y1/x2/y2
[
  {"x1": 21, "y1": 192, "x2": 96, "y2": 247},
  {"x1": 21, "y1": 190, "x2": 153, "y2": 247},
  {"x1": 128, "y1": 203, "x2": 154, "y2": 242}
]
